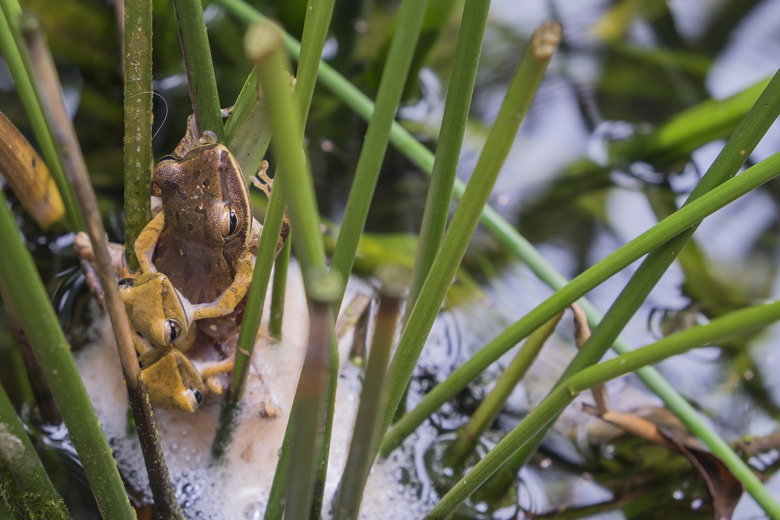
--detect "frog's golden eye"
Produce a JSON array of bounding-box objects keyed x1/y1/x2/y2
[
  {"x1": 164, "y1": 319, "x2": 182, "y2": 344},
  {"x1": 219, "y1": 205, "x2": 240, "y2": 237},
  {"x1": 118, "y1": 278, "x2": 135, "y2": 287}
]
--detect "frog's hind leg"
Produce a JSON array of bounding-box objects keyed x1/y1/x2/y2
[{"x1": 73, "y1": 232, "x2": 131, "y2": 309}]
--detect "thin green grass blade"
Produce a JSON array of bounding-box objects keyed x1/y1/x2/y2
[
  {"x1": 172, "y1": 0, "x2": 223, "y2": 139},
  {"x1": 269, "y1": 240, "x2": 290, "y2": 339},
  {"x1": 406, "y1": 0, "x2": 491, "y2": 320},
  {"x1": 443, "y1": 312, "x2": 562, "y2": 470},
  {"x1": 224, "y1": 69, "x2": 273, "y2": 176},
  {"x1": 333, "y1": 269, "x2": 404, "y2": 520},
  {"x1": 0, "y1": 189, "x2": 135, "y2": 519},
  {"x1": 382, "y1": 21, "x2": 562, "y2": 445},
  {"x1": 328, "y1": 0, "x2": 430, "y2": 310}
]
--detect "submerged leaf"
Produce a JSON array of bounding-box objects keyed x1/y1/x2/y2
[{"x1": 586, "y1": 405, "x2": 743, "y2": 519}]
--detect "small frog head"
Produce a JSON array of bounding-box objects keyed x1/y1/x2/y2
[
  {"x1": 118, "y1": 272, "x2": 195, "y2": 350},
  {"x1": 153, "y1": 140, "x2": 253, "y2": 259},
  {"x1": 138, "y1": 347, "x2": 205, "y2": 412}
]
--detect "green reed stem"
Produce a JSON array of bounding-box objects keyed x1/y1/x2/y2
[
  {"x1": 249, "y1": 23, "x2": 334, "y2": 518},
  {"x1": 429, "y1": 299, "x2": 780, "y2": 519},
  {"x1": 211, "y1": 68, "x2": 273, "y2": 458},
  {"x1": 229, "y1": 176, "x2": 287, "y2": 403},
  {"x1": 283, "y1": 272, "x2": 340, "y2": 520},
  {"x1": 172, "y1": 0, "x2": 223, "y2": 140},
  {"x1": 380, "y1": 149, "x2": 780, "y2": 456},
  {"x1": 381, "y1": 21, "x2": 562, "y2": 446},
  {"x1": 334, "y1": 270, "x2": 405, "y2": 520},
  {"x1": 289, "y1": 2, "x2": 338, "y2": 515},
  {"x1": 250, "y1": 25, "x2": 326, "y2": 279},
  {"x1": 0, "y1": 189, "x2": 134, "y2": 519},
  {"x1": 269, "y1": 239, "x2": 290, "y2": 340},
  {"x1": 443, "y1": 312, "x2": 562, "y2": 470},
  {"x1": 0, "y1": 381, "x2": 68, "y2": 519},
  {"x1": 21, "y1": 19, "x2": 182, "y2": 519},
  {"x1": 294, "y1": 0, "x2": 335, "y2": 130},
  {"x1": 0, "y1": 0, "x2": 83, "y2": 230},
  {"x1": 328, "y1": 0, "x2": 429, "y2": 312},
  {"x1": 406, "y1": 0, "x2": 490, "y2": 321},
  {"x1": 122, "y1": 0, "x2": 153, "y2": 270},
  {"x1": 263, "y1": 421, "x2": 291, "y2": 520}
]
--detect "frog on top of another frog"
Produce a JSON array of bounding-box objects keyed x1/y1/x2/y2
[
  {"x1": 76, "y1": 115, "x2": 287, "y2": 411},
  {"x1": 134, "y1": 117, "x2": 288, "y2": 343}
]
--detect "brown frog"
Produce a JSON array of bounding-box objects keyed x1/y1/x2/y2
[{"x1": 134, "y1": 129, "x2": 287, "y2": 341}]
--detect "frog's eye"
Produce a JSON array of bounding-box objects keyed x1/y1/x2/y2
[
  {"x1": 164, "y1": 319, "x2": 182, "y2": 344},
  {"x1": 157, "y1": 155, "x2": 177, "y2": 164},
  {"x1": 220, "y1": 205, "x2": 240, "y2": 237},
  {"x1": 191, "y1": 388, "x2": 203, "y2": 406},
  {"x1": 118, "y1": 278, "x2": 135, "y2": 287}
]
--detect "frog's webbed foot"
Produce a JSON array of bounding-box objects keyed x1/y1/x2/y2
[
  {"x1": 191, "y1": 251, "x2": 254, "y2": 320},
  {"x1": 249, "y1": 166, "x2": 291, "y2": 255},
  {"x1": 134, "y1": 210, "x2": 164, "y2": 274},
  {"x1": 249, "y1": 161, "x2": 272, "y2": 197},
  {"x1": 198, "y1": 359, "x2": 234, "y2": 395}
]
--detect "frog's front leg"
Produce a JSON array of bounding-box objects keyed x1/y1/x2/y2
[
  {"x1": 134, "y1": 210, "x2": 164, "y2": 274},
  {"x1": 190, "y1": 251, "x2": 254, "y2": 320},
  {"x1": 132, "y1": 331, "x2": 155, "y2": 356},
  {"x1": 73, "y1": 232, "x2": 132, "y2": 308}
]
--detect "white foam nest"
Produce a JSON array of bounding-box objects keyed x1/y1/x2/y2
[{"x1": 75, "y1": 263, "x2": 432, "y2": 519}]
